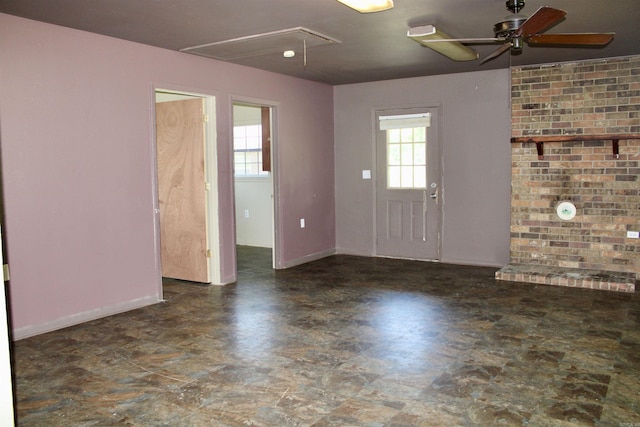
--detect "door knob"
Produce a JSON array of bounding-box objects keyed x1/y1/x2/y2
[{"x1": 429, "y1": 189, "x2": 438, "y2": 205}]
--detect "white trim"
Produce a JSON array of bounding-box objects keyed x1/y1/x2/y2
[
  {"x1": 279, "y1": 248, "x2": 336, "y2": 269},
  {"x1": 204, "y1": 97, "x2": 222, "y2": 284},
  {"x1": 12, "y1": 295, "x2": 160, "y2": 340},
  {"x1": 0, "y1": 225, "x2": 14, "y2": 426}
]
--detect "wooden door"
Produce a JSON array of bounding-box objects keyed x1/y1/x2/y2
[
  {"x1": 376, "y1": 108, "x2": 441, "y2": 260},
  {"x1": 156, "y1": 98, "x2": 209, "y2": 283}
]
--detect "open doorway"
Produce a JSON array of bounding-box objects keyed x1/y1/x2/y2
[
  {"x1": 232, "y1": 102, "x2": 276, "y2": 274},
  {"x1": 153, "y1": 90, "x2": 221, "y2": 288}
]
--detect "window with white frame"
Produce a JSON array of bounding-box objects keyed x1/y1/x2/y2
[
  {"x1": 379, "y1": 113, "x2": 430, "y2": 189},
  {"x1": 233, "y1": 124, "x2": 268, "y2": 177}
]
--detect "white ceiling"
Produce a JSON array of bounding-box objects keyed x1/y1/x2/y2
[{"x1": 1, "y1": 0, "x2": 637, "y2": 85}]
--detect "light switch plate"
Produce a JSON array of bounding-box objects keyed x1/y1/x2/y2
[{"x1": 362, "y1": 170, "x2": 371, "y2": 179}]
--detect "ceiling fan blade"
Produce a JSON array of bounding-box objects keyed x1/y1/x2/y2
[
  {"x1": 527, "y1": 33, "x2": 615, "y2": 46},
  {"x1": 407, "y1": 25, "x2": 479, "y2": 61},
  {"x1": 480, "y1": 42, "x2": 512, "y2": 64},
  {"x1": 415, "y1": 37, "x2": 505, "y2": 44},
  {"x1": 516, "y1": 6, "x2": 566, "y2": 37}
]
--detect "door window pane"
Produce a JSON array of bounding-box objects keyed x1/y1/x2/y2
[
  {"x1": 388, "y1": 129, "x2": 401, "y2": 143},
  {"x1": 401, "y1": 166, "x2": 413, "y2": 188},
  {"x1": 388, "y1": 166, "x2": 401, "y2": 188},
  {"x1": 401, "y1": 144, "x2": 413, "y2": 165},
  {"x1": 414, "y1": 143, "x2": 426, "y2": 165},
  {"x1": 388, "y1": 144, "x2": 401, "y2": 165},
  {"x1": 414, "y1": 166, "x2": 427, "y2": 188},
  {"x1": 386, "y1": 126, "x2": 427, "y2": 189}
]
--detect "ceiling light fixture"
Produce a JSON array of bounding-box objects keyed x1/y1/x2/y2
[
  {"x1": 337, "y1": 0, "x2": 394, "y2": 13},
  {"x1": 283, "y1": 50, "x2": 296, "y2": 58},
  {"x1": 407, "y1": 25, "x2": 478, "y2": 61}
]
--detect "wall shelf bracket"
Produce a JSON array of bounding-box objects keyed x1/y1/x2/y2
[{"x1": 535, "y1": 141, "x2": 544, "y2": 160}]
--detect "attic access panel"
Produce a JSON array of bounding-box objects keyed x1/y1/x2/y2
[{"x1": 181, "y1": 27, "x2": 340, "y2": 60}]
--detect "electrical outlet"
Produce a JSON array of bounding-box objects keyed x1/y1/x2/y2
[
  {"x1": 300, "y1": 218, "x2": 305, "y2": 228},
  {"x1": 244, "y1": 209, "x2": 249, "y2": 218},
  {"x1": 627, "y1": 231, "x2": 639, "y2": 239}
]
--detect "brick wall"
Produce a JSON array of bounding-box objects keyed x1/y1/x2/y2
[{"x1": 509, "y1": 56, "x2": 640, "y2": 276}]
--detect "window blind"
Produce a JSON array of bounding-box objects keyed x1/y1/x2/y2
[{"x1": 379, "y1": 113, "x2": 430, "y2": 130}]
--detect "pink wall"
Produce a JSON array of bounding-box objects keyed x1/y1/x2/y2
[{"x1": 0, "y1": 14, "x2": 335, "y2": 338}]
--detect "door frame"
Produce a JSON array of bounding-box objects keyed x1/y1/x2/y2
[
  {"x1": 231, "y1": 96, "x2": 280, "y2": 269},
  {"x1": 372, "y1": 104, "x2": 444, "y2": 260},
  {"x1": 151, "y1": 86, "x2": 221, "y2": 290},
  {"x1": 0, "y1": 224, "x2": 14, "y2": 426}
]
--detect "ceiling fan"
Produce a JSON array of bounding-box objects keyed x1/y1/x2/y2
[{"x1": 408, "y1": 0, "x2": 615, "y2": 63}]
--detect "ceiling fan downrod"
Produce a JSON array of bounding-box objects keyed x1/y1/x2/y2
[
  {"x1": 506, "y1": 0, "x2": 525, "y2": 14},
  {"x1": 495, "y1": 0, "x2": 527, "y2": 52}
]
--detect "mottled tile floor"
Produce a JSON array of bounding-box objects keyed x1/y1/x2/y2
[{"x1": 12, "y1": 247, "x2": 640, "y2": 426}]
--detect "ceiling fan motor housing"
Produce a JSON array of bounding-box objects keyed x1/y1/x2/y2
[
  {"x1": 494, "y1": 15, "x2": 527, "y2": 38},
  {"x1": 494, "y1": 15, "x2": 527, "y2": 51}
]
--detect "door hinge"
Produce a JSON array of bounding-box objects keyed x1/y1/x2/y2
[
  {"x1": 206, "y1": 249, "x2": 212, "y2": 258},
  {"x1": 203, "y1": 114, "x2": 209, "y2": 123},
  {"x1": 3, "y1": 264, "x2": 9, "y2": 281},
  {"x1": 205, "y1": 182, "x2": 211, "y2": 191}
]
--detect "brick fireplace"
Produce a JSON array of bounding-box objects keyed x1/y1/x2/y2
[{"x1": 496, "y1": 55, "x2": 640, "y2": 292}]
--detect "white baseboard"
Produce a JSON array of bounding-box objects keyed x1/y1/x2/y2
[
  {"x1": 279, "y1": 248, "x2": 336, "y2": 269},
  {"x1": 334, "y1": 247, "x2": 375, "y2": 257},
  {"x1": 12, "y1": 295, "x2": 161, "y2": 341}
]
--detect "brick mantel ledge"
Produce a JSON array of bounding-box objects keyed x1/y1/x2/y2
[{"x1": 510, "y1": 134, "x2": 640, "y2": 159}]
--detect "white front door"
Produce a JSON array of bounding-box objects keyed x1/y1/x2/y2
[{"x1": 376, "y1": 108, "x2": 441, "y2": 260}]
